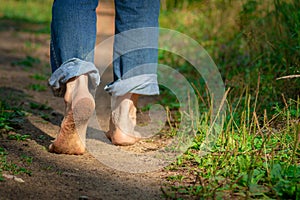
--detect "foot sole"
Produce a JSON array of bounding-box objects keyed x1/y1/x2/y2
[{"x1": 49, "y1": 97, "x2": 95, "y2": 155}]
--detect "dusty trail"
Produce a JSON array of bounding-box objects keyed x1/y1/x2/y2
[{"x1": 0, "y1": 1, "x2": 167, "y2": 199}]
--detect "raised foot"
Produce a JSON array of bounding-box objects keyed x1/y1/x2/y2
[
  {"x1": 49, "y1": 98, "x2": 94, "y2": 155},
  {"x1": 49, "y1": 75, "x2": 95, "y2": 155}
]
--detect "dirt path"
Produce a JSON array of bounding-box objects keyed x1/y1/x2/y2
[{"x1": 0, "y1": 1, "x2": 168, "y2": 199}]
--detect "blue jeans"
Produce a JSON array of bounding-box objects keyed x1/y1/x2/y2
[{"x1": 49, "y1": 0, "x2": 160, "y2": 97}]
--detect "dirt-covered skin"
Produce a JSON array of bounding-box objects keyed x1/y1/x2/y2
[
  {"x1": 106, "y1": 94, "x2": 141, "y2": 146},
  {"x1": 0, "y1": 1, "x2": 168, "y2": 199},
  {"x1": 49, "y1": 75, "x2": 95, "y2": 155}
]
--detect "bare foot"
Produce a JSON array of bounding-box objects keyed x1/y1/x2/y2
[
  {"x1": 106, "y1": 120, "x2": 140, "y2": 146},
  {"x1": 49, "y1": 75, "x2": 95, "y2": 155},
  {"x1": 106, "y1": 94, "x2": 140, "y2": 146}
]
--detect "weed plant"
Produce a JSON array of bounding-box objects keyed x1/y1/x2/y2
[
  {"x1": 0, "y1": 102, "x2": 32, "y2": 180},
  {"x1": 162, "y1": 90, "x2": 299, "y2": 199},
  {"x1": 159, "y1": 0, "x2": 300, "y2": 114},
  {"x1": 159, "y1": 0, "x2": 300, "y2": 199},
  {"x1": 0, "y1": 0, "x2": 299, "y2": 197}
]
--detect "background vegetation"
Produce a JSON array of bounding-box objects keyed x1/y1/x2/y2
[
  {"x1": 0, "y1": 0, "x2": 299, "y2": 199},
  {"x1": 159, "y1": 0, "x2": 299, "y2": 110},
  {"x1": 159, "y1": 0, "x2": 299, "y2": 199}
]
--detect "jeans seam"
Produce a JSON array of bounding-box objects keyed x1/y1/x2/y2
[{"x1": 50, "y1": 39, "x2": 60, "y2": 70}]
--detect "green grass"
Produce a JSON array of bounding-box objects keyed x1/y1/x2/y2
[
  {"x1": 0, "y1": 101, "x2": 25, "y2": 132},
  {"x1": 20, "y1": 155, "x2": 33, "y2": 164},
  {"x1": 0, "y1": 0, "x2": 299, "y2": 198},
  {"x1": 28, "y1": 84, "x2": 47, "y2": 92},
  {"x1": 0, "y1": 102, "x2": 32, "y2": 180},
  {"x1": 29, "y1": 74, "x2": 48, "y2": 81},
  {"x1": 0, "y1": 0, "x2": 52, "y2": 24},
  {"x1": 0, "y1": 0, "x2": 52, "y2": 33},
  {"x1": 7, "y1": 133, "x2": 31, "y2": 141},
  {"x1": 162, "y1": 94, "x2": 299, "y2": 199},
  {"x1": 0, "y1": 147, "x2": 32, "y2": 178},
  {"x1": 159, "y1": 0, "x2": 300, "y2": 199},
  {"x1": 159, "y1": 0, "x2": 300, "y2": 114},
  {"x1": 12, "y1": 56, "x2": 41, "y2": 68}
]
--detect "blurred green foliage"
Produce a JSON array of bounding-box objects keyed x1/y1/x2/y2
[
  {"x1": 0, "y1": 0, "x2": 52, "y2": 23},
  {"x1": 159, "y1": 0, "x2": 300, "y2": 114}
]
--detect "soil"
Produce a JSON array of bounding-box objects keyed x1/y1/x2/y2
[{"x1": 0, "y1": 1, "x2": 172, "y2": 199}]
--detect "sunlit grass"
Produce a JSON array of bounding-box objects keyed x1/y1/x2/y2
[
  {"x1": 0, "y1": 0, "x2": 52, "y2": 23},
  {"x1": 162, "y1": 90, "x2": 299, "y2": 199},
  {"x1": 159, "y1": 0, "x2": 300, "y2": 199},
  {"x1": 159, "y1": 0, "x2": 300, "y2": 114},
  {"x1": 0, "y1": 0, "x2": 299, "y2": 198}
]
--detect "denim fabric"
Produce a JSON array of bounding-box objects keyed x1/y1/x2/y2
[
  {"x1": 49, "y1": 58, "x2": 100, "y2": 97},
  {"x1": 49, "y1": 0, "x2": 160, "y2": 97},
  {"x1": 49, "y1": 0, "x2": 99, "y2": 97},
  {"x1": 105, "y1": 73, "x2": 158, "y2": 96},
  {"x1": 107, "y1": 0, "x2": 160, "y2": 96},
  {"x1": 105, "y1": 27, "x2": 160, "y2": 96}
]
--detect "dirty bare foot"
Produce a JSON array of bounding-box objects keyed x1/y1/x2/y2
[
  {"x1": 106, "y1": 120, "x2": 140, "y2": 146},
  {"x1": 106, "y1": 94, "x2": 140, "y2": 146},
  {"x1": 49, "y1": 75, "x2": 95, "y2": 155}
]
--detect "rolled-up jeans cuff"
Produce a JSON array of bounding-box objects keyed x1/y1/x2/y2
[
  {"x1": 48, "y1": 58, "x2": 100, "y2": 97},
  {"x1": 104, "y1": 74, "x2": 159, "y2": 97}
]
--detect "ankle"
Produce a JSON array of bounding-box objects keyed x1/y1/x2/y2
[
  {"x1": 107, "y1": 93, "x2": 140, "y2": 145},
  {"x1": 64, "y1": 75, "x2": 91, "y2": 104},
  {"x1": 109, "y1": 127, "x2": 140, "y2": 146}
]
